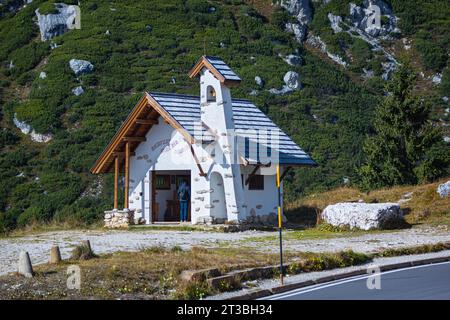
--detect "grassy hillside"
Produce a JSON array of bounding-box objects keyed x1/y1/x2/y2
[
  {"x1": 287, "y1": 178, "x2": 450, "y2": 227},
  {"x1": 0, "y1": 0, "x2": 448, "y2": 232}
]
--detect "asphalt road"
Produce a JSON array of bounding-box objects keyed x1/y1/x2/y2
[{"x1": 266, "y1": 262, "x2": 450, "y2": 300}]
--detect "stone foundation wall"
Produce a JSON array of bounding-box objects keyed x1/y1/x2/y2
[{"x1": 104, "y1": 210, "x2": 135, "y2": 228}]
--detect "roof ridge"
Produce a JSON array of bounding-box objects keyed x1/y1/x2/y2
[{"x1": 147, "y1": 91, "x2": 252, "y2": 103}]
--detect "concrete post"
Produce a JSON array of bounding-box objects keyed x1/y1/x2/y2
[
  {"x1": 49, "y1": 246, "x2": 62, "y2": 264},
  {"x1": 18, "y1": 251, "x2": 33, "y2": 278}
]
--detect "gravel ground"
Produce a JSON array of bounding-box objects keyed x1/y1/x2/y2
[
  {"x1": 275, "y1": 226, "x2": 450, "y2": 254},
  {"x1": 0, "y1": 229, "x2": 265, "y2": 276},
  {"x1": 1, "y1": 226, "x2": 449, "y2": 276},
  {"x1": 207, "y1": 249, "x2": 450, "y2": 300}
]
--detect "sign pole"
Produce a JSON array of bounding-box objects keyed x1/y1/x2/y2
[{"x1": 276, "y1": 164, "x2": 284, "y2": 285}]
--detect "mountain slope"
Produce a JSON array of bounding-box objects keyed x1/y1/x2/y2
[{"x1": 0, "y1": 0, "x2": 448, "y2": 232}]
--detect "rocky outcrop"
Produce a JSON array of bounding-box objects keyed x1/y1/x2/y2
[
  {"x1": 321, "y1": 202, "x2": 403, "y2": 230},
  {"x1": 69, "y1": 59, "x2": 94, "y2": 76},
  {"x1": 269, "y1": 71, "x2": 302, "y2": 95},
  {"x1": 279, "y1": 0, "x2": 312, "y2": 43},
  {"x1": 328, "y1": 13, "x2": 342, "y2": 33},
  {"x1": 35, "y1": 3, "x2": 79, "y2": 41},
  {"x1": 437, "y1": 181, "x2": 450, "y2": 198},
  {"x1": 13, "y1": 113, "x2": 52, "y2": 143},
  {"x1": 306, "y1": 34, "x2": 348, "y2": 67},
  {"x1": 349, "y1": 0, "x2": 399, "y2": 39}
]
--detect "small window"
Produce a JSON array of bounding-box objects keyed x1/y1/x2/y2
[
  {"x1": 155, "y1": 175, "x2": 171, "y2": 190},
  {"x1": 248, "y1": 174, "x2": 264, "y2": 190},
  {"x1": 207, "y1": 85, "x2": 216, "y2": 102}
]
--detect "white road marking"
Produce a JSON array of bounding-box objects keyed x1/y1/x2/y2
[{"x1": 264, "y1": 261, "x2": 450, "y2": 300}]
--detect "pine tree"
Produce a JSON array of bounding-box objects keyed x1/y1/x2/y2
[{"x1": 359, "y1": 64, "x2": 449, "y2": 190}]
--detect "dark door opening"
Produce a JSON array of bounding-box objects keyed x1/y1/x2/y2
[{"x1": 151, "y1": 171, "x2": 191, "y2": 223}]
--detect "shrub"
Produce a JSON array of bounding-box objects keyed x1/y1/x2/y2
[{"x1": 71, "y1": 243, "x2": 97, "y2": 260}]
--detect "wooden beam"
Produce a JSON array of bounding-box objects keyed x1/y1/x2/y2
[
  {"x1": 245, "y1": 165, "x2": 261, "y2": 186},
  {"x1": 124, "y1": 142, "x2": 130, "y2": 209},
  {"x1": 123, "y1": 136, "x2": 146, "y2": 142},
  {"x1": 114, "y1": 156, "x2": 119, "y2": 210},
  {"x1": 189, "y1": 145, "x2": 207, "y2": 177},
  {"x1": 279, "y1": 166, "x2": 292, "y2": 183},
  {"x1": 136, "y1": 119, "x2": 158, "y2": 125},
  {"x1": 112, "y1": 151, "x2": 135, "y2": 157}
]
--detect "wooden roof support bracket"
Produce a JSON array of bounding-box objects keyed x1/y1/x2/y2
[
  {"x1": 279, "y1": 166, "x2": 292, "y2": 183},
  {"x1": 189, "y1": 144, "x2": 207, "y2": 177},
  {"x1": 136, "y1": 119, "x2": 158, "y2": 125},
  {"x1": 245, "y1": 165, "x2": 261, "y2": 186},
  {"x1": 123, "y1": 136, "x2": 146, "y2": 142},
  {"x1": 245, "y1": 161, "x2": 272, "y2": 185}
]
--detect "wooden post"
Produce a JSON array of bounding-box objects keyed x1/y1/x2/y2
[
  {"x1": 276, "y1": 164, "x2": 284, "y2": 285},
  {"x1": 114, "y1": 156, "x2": 119, "y2": 210},
  {"x1": 124, "y1": 142, "x2": 130, "y2": 210}
]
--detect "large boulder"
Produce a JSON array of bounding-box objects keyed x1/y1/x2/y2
[
  {"x1": 69, "y1": 59, "x2": 94, "y2": 76},
  {"x1": 283, "y1": 71, "x2": 301, "y2": 90},
  {"x1": 35, "y1": 3, "x2": 79, "y2": 41},
  {"x1": 269, "y1": 71, "x2": 302, "y2": 95},
  {"x1": 321, "y1": 202, "x2": 403, "y2": 230},
  {"x1": 437, "y1": 181, "x2": 450, "y2": 198}
]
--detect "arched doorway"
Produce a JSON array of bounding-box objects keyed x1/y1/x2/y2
[{"x1": 210, "y1": 172, "x2": 227, "y2": 222}]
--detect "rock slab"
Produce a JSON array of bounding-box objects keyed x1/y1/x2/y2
[
  {"x1": 321, "y1": 202, "x2": 403, "y2": 230},
  {"x1": 437, "y1": 181, "x2": 450, "y2": 198}
]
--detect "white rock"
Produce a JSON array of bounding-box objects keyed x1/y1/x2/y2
[
  {"x1": 39, "y1": 71, "x2": 47, "y2": 79},
  {"x1": 349, "y1": 0, "x2": 399, "y2": 39},
  {"x1": 321, "y1": 202, "x2": 403, "y2": 230},
  {"x1": 437, "y1": 181, "x2": 450, "y2": 198},
  {"x1": 432, "y1": 73, "x2": 442, "y2": 85},
  {"x1": 255, "y1": 76, "x2": 264, "y2": 87},
  {"x1": 72, "y1": 86, "x2": 84, "y2": 96},
  {"x1": 69, "y1": 59, "x2": 94, "y2": 76},
  {"x1": 284, "y1": 70, "x2": 301, "y2": 90},
  {"x1": 35, "y1": 3, "x2": 79, "y2": 41},
  {"x1": 306, "y1": 35, "x2": 347, "y2": 67},
  {"x1": 280, "y1": 0, "x2": 312, "y2": 43},
  {"x1": 269, "y1": 71, "x2": 301, "y2": 95},
  {"x1": 283, "y1": 54, "x2": 302, "y2": 66},
  {"x1": 328, "y1": 13, "x2": 343, "y2": 33},
  {"x1": 13, "y1": 114, "x2": 52, "y2": 143}
]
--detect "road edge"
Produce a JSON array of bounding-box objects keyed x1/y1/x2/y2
[{"x1": 225, "y1": 255, "x2": 450, "y2": 300}]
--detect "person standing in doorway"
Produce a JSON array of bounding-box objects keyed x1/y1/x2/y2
[{"x1": 177, "y1": 180, "x2": 190, "y2": 223}]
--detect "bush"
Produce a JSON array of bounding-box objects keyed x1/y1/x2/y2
[{"x1": 71, "y1": 243, "x2": 97, "y2": 260}]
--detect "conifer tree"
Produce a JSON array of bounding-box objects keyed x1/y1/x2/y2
[{"x1": 359, "y1": 64, "x2": 449, "y2": 189}]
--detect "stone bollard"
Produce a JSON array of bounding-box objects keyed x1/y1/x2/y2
[
  {"x1": 49, "y1": 246, "x2": 62, "y2": 264},
  {"x1": 18, "y1": 251, "x2": 33, "y2": 278}
]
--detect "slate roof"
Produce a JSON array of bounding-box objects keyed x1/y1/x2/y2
[
  {"x1": 203, "y1": 56, "x2": 241, "y2": 82},
  {"x1": 148, "y1": 92, "x2": 316, "y2": 166}
]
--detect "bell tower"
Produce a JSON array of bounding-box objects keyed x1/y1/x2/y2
[{"x1": 188, "y1": 56, "x2": 246, "y2": 222}]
